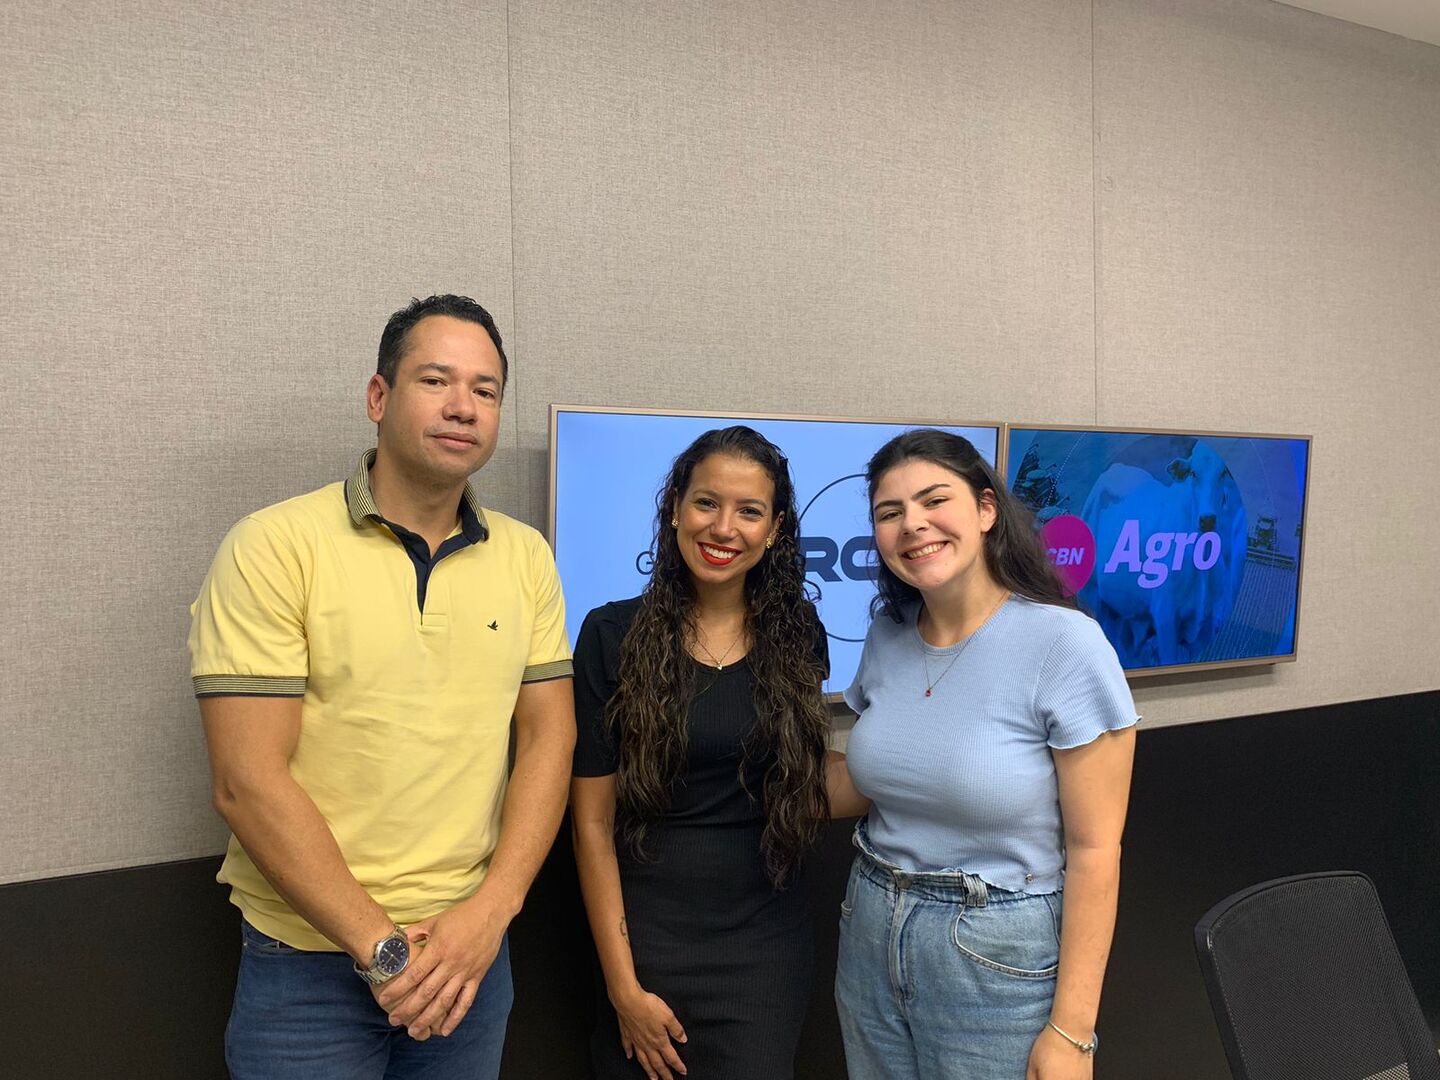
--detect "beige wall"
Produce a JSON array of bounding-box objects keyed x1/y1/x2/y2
[{"x1": 2, "y1": 0, "x2": 1436, "y2": 882}]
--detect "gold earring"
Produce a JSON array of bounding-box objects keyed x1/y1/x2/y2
[
  {"x1": 765, "y1": 536, "x2": 774, "y2": 549},
  {"x1": 671, "y1": 517, "x2": 679, "y2": 528}
]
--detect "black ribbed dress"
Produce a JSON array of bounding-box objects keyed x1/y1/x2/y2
[{"x1": 572, "y1": 597, "x2": 824, "y2": 1080}]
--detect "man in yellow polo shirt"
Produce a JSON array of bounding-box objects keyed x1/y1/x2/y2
[{"x1": 189, "y1": 294, "x2": 575, "y2": 1080}]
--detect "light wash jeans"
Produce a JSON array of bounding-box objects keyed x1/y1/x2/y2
[
  {"x1": 835, "y1": 823, "x2": 1064, "y2": 1080},
  {"x1": 226, "y1": 920, "x2": 513, "y2": 1080}
]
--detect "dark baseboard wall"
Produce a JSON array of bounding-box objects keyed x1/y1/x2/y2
[
  {"x1": 5, "y1": 691, "x2": 1437, "y2": 1079},
  {"x1": 1102, "y1": 691, "x2": 1440, "y2": 1076}
]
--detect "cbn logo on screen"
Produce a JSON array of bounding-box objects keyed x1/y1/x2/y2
[
  {"x1": 1040, "y1": 513, "x2": 1227, "y2": 592},
  {"x1": 1039, "y1": 515, "x2": 1096, "y2": 595}
]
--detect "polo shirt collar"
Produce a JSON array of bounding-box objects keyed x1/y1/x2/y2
[{"x1": 345, "y1": 448, "x2": 489, "y2": 543}]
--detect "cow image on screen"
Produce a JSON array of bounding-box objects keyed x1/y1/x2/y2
[{"x1": 1079, "y1": 441, "x2": 1247, "y2": 667}]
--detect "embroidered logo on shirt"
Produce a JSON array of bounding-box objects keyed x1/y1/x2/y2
[{"x1": 488, "y1": 621, "x2": 499, "y2": 631}]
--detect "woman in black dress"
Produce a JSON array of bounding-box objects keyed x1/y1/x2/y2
[{"x1": 571, "y1": 426, "x2": 831, "y2": 1080}]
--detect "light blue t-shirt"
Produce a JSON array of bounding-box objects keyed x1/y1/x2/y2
[{"x1": 843, "y1": 595, "x2": 1138, "y2": 893}]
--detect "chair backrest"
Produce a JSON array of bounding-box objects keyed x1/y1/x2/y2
[{"x1": 1194, "y1": 871, "x2": 1440, "y2": 1080}]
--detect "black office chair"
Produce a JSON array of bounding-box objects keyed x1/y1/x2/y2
[{"x1": 1194, "y1": 871, "x2": 1440, "y2": 1080}]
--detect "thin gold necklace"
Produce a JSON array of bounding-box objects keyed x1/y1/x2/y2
[
  {"x1": 693, "y1": 629, "x2": 744, "y2": 670},
  {"x1": 920, "y1": 591, "x2": 1010, "y2": 698}
]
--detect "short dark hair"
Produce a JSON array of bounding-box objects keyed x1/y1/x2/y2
[{"x1": 376, "y1": 294, "x2": 508, "y2": 389}]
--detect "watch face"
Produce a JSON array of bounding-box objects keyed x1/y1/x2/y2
[{"x1": 375, "y1": 934, "x2": 409, "y2": 976}]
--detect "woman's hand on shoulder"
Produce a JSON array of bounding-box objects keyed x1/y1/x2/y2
[
  {"x1": 1026, "y1": 1023, "x2": 1094, "y2": 1080},
  {"x1": 611, "y1": 982, "x2": 688, "y2": 1080}
]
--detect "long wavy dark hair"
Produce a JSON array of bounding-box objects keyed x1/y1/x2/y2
[
  {"x1": 866, "y1": 428, "x2": 1075, "y2": 622},
  {"x1": 609, "y1": 426, "x2": 829, "y2": 887}
]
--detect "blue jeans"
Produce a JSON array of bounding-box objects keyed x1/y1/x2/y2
[
  {"x1": 835, "y1": 824, "x2": 1062, "y2": 1080},
  {"x1": 226, "y1": 920, "x2": 513, "y2": 1080}
]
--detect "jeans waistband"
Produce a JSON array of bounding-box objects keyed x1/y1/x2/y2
[{"x1": 851, "y1": 819, "x2": 1018, "y2": 907}]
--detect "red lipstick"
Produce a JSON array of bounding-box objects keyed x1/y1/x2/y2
[{"x1": 698, "y1": 543, "x2": 740, "y2": 567}]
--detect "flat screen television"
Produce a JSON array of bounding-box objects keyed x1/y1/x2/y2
[
  {"x1": 549, "y1": 406, "x2": 1002, "y2": 695},
  {"x1": 1004, "y1": 425, "x2": 1312, "y2": 676}
]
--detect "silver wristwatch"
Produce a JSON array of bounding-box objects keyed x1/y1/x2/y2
[{"x1": 354, "y1": 926, "x2": 410, "y2": 985}]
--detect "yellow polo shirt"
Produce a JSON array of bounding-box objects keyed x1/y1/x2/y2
[{"x1": 189, "y1": 451, "x2": 571, "y2": 950}]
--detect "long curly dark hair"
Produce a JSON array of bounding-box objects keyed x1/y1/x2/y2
[
  {"x1": 608, "y1": 426, "x2": 830, "y2": 887},
  {"x1": 866, "y1": 428, "x2": 1076, "y2": 622}
]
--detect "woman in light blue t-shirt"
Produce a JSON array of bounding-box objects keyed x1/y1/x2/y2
[{"x1": 826, "y1": 429, "x2": 1138, "y2": 1080}]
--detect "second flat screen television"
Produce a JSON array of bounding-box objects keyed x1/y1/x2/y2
[
  {"x1": 549, "y1": 407, "x2": 1002, "y2": 696},
  {"x1": 1006, "y1": 425, "x2": 1311, "y2": 675}
]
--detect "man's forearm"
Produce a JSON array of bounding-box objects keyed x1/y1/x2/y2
[
  {"x1": 372, "y1": 696, "x2": 575, "y2": 1035},
  {"x1": 214, "y1": 772, "x2": 392, "y2": 961},
  {"x1": 464, "y1": 707, "x2": 575, "y2": 918}
]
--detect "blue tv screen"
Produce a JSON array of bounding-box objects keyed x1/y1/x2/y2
[
  {"x1": 549, "y1": 407, "x2": 1002, "y2": 695},
  {"x1": 1005, "y1": 426, "x2": 1311, "y2": 675}
]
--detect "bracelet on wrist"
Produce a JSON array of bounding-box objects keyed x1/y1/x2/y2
[{"x1": 1047, "y1": 1021, "x2": 1098, "y2": 1056}]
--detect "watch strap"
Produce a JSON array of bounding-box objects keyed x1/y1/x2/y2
[{"x1": 353, "y1": 925, "x2": 408, "y2": 985}]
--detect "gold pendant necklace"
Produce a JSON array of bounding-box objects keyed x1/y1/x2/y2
[
  {"x1": 920, "y1": 591, "x2": 1010, "y2": 698},
  {"x1": 694, "y1": 630, "x2": 743, "y2": 670}
]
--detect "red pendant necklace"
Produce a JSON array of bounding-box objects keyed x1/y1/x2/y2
[{"x1": 920, "y1": 591, "x2": 1010, "y2": 699}]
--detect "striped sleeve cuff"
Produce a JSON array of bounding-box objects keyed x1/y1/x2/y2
[
  {"x1": 193, "y1": 674, "x2": 307, "y2": 698},
  {"x1": 521, "y1": 659, "x2": 574, "y2": 683}
]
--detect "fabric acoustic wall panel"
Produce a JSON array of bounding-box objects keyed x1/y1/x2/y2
[
  {"x1": 505, "y1": 0, "x2": 1097, "y2": 533},
  {"x1": 5, "y1": 0, "x2": 1440, "y2": 888},
  {"x1": 0, "y1": 0, "x2": 515, "y2": 883},
  {"x1": 1092, "y1": 0, "x2": 1440, "y2": 726}
]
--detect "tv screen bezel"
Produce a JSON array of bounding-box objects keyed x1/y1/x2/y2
[
  {"x1": 1002, "y1": 422, "x2": 1314, "y2": 679},
  {"x1": 547, "y1": 404, "x2": 1007, "y2": 700}
]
